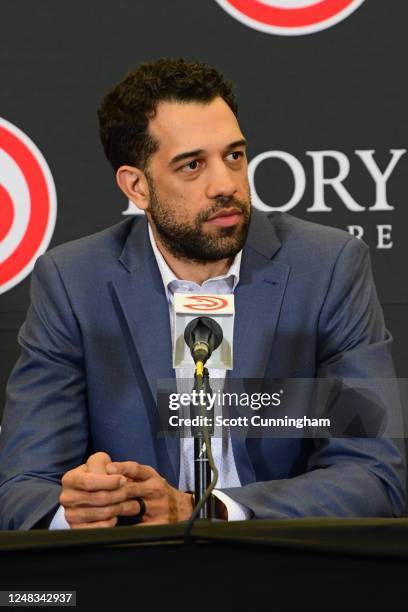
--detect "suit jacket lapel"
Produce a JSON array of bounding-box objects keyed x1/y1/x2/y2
[
  {"x1": 232, "y1": 210, "x2": 290, "y2": 380},
  {"x1": 229, "y1": 211, "x2": 290, "y2": 485},
  {"x1": 109, "y1": 217, "x2": 179, "y2": 484}
]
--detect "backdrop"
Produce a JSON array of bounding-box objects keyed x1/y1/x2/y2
[{"x1": 1, "y1": 0, "x2": 407, "y2": 416}]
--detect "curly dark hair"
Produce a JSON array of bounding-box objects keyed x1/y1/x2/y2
[{"x1": 97, "y1": 58, "x2": 238, "y2": 172}]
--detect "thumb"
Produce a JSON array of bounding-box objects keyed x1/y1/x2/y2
[{"x1": 86, "y1": 451, "x2": 112, "y2": 474}]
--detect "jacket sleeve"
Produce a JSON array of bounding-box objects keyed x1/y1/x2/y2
[
  {"x1": 221, "y1": 238, "x2": 406, "y2": 518},
  {"x1": 0, "y1": 254, "x2": 89, "y2": 529}
]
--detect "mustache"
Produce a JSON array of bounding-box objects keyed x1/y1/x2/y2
[{"x1": 198, "y1": 197, "x2": 250, "y2": 224}]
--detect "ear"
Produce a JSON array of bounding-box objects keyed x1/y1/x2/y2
[{"x1": 116, "y1": 165, "x2": 150, "y2": 212}]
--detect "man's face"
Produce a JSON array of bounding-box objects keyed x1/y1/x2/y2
[{"x1": 144, "y1": 97, "x2": 251, "y2": 263}]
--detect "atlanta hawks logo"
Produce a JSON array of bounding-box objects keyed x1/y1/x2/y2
[
  {"x1": 0, "y1": 118, "x2": 57, "y2": 295},
  {"x1": 182, "y1": 296, "x2": 229, "y2": 311},
  {"x1": 214, "y1": 0, "x2": 366, "y2": 36}
]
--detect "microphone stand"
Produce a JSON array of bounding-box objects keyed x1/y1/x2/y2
[{"x1": 191, "y1": 365, "x2": 215, "y2": 519}]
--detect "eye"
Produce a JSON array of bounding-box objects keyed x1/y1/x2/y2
[
  {"x1": 226, "y1": 151, "x2": 244, "y2": 161},
  {"x1": 181, "y1": 159, "x2": 201, "y2": 172}
]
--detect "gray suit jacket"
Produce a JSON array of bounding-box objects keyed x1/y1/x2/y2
[{"x1": 0, "y1": 209, "x2": 405, "y2": 529}]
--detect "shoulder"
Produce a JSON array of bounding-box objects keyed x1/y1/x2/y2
[
  {"x1": 29, "y1": 216, "x2": 148, "y2": 311},
  {"x1": 48, "y1": 217, "x2": 140, "y2": 263},
  {"x1": 34, "y1": 216, "x2": 145, "y2": 277},
  {"x1": 260, "y1": 210, "x2": 368, "y2": 265},
  {"x1": 273, "y1": 210, "x2": 364, "y2": 250}
]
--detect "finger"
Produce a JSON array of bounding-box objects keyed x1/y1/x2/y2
[
  {"x1": 118, "y1": 499, "x2": 145, "y2": 516},
  {"x1": 62, "y1": 469, "x2": 126, "y2": 492},
  {"x1": 60, "y1": 485, "x2": 130, "y2": 508},
  {"x1": 123, "y1": 481, "x2": 162, "y2": 500},
  {"x1": 86, "y1": 452, "x2": 112, "y2": 474},
  {"x1": 107, "y1": 461, "x2": 156, "y2": 481},
  {"x1": 64, "y1": 500, "x2": 141, "y2": 525}
]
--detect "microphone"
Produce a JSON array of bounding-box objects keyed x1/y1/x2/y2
[
  {"x1": 183, "y1": 316, "x2": 223, "y2": 368},
  {"x1": 183, "y1": 317, "x2": 222, "y2": 522},
  {"x1": 173, "y1": 293, "x2": 234, "y2": 370},
  {"x1": 174, "y1": 295, "x2": 233, "y2": 528}
]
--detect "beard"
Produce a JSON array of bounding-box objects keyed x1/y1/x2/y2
[{"x1": 146, "y1": 177, "x2": 252, "y2": 263}]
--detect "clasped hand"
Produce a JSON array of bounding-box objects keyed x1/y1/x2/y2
[{"x1": 59, "y1": 452, "x2": 194, "y2": 528}]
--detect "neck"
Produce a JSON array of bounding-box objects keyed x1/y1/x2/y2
[{"x1": 150, "y1": 225, "x2": 232, "y2": 285}]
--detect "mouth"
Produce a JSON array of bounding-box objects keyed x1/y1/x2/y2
[{"x1": 205, "y1": 208, "x2": 243, "y2": 228}]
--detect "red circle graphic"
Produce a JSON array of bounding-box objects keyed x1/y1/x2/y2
[
  {"x1": 224, "y1": 0, "x2": 357, "y2": 27},
  {"x1": 215, "y1": 0, "x2": 366, "y2": 34},
  {"x1": 0, "y1": 184, "x2": 14, "y2": 242},
  {"x1": 0, "y1": 120, "x2": 56, "y2": 293}
]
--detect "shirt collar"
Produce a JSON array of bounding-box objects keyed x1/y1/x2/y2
[{"x1": 148, "y1": 223, "x2": 242, "y2": 298}]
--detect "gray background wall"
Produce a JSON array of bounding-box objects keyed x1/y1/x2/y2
[{"x1": 0, "y1": 0, "x2": 407, "y2": 416}]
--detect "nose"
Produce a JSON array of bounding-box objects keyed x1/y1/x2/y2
[{"x1": 205, "y1": 161, "x2": 238, "y2": 201}]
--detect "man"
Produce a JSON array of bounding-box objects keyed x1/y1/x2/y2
[{"x1": 0, "y1": 58, "x2": 405, "y2": 530}]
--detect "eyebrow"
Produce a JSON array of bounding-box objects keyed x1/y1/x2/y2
[{"x1": 169, "y1": 139, "x2": 248, "y2": 165}]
